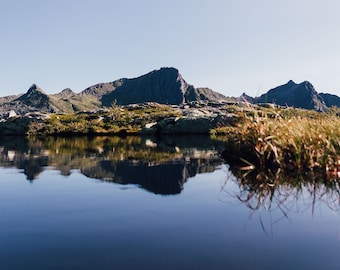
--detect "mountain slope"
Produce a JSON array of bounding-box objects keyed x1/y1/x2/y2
[
  {"x1": 0, "y1": 94, "x2": 22, "y2": 104},
  {"x1": 185, "y1": 87, "x2": 227, "y2": 102},
  {"x1": 0, "y1": 67, "x2": 228, "y2": 116},
  {"x1": 237, "y1": 92, "x2": 255, "y2": 103},
  {"x1": 1, "y1": 84, "x2": 58, "y2": 114},
  {"x1": 80, "y1": 79, "x2": 126, "y2": 99},
  {"x1": 15, "y1": 84, "x2": 52, "y2": 109},
  {"x1": 101, "y1": 67, "x2": 227, "y2": 106},
  {"x1": 102, "y1": 68, "x2": 188, "y2": 106},
  {"x1": 319, "y1": 93, "x2": 340, "y2": 108},
  {"x1": 256, "y1": 80, "x2": 328, "y2": 111},
  {"x1": 50, "y1": 88, "x2": 101, "y2": 113}
]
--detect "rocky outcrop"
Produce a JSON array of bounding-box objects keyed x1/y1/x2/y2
[
  {"x1": 141, "y1": 102, "x2": 239, "y2": 135},
  {"x1": 0, "y1": 116, "x2": 31, "y2": 135},
  {"x1": 142, "y1": 115, "x2": 219, "y2": 135}
]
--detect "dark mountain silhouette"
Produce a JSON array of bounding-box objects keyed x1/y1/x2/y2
[
  {"x1": 101, "y1": 67, "x2": 226, "y2": 106},
  {"x1": 319, "y1": 93, "x2": 340, "y2": 108},
  {"x1": 0, "y1": 67, "x2": 227, "y2": 116},
  {"x1": 2, "y1": 69, "x2": 340, "y2": 116},
  {"x1": 255, "y1": 80, "x2": 328, "y2": 111}
]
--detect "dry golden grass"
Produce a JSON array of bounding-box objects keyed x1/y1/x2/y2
[{"x1": 212, "y1": 107, "x2": 340, "y2": 177}]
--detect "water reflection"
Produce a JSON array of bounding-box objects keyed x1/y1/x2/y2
[
  {"x1": 0, "y1": 136, "x2": 224, "y2": 195},
  {"x1": 222, "y1": 165, "x2": 340, "y2": 235}
]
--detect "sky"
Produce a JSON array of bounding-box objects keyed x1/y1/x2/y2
[{"x1": 1, "y1": 0, "x2": 340, "y2": 98}]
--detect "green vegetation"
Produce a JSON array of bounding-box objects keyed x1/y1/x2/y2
[
  {"x1": 28, "y1": 103, "x2": 181, "y2": 136},
  {"x1": 212, "y1": 106, "x2": 340, "y2": 180},
  {"x1": 212, "y1": 106, "x2": 340, "y2": 227},
  {"x1": 18, "y1": 100, "x2": 340, "y2": 184}
]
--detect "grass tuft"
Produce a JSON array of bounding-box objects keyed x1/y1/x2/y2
[{"x1": 212, "y1": 107, "x2": 340, "y2": 178}]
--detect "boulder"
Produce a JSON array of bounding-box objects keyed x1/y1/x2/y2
[
  {"x1": 161, "y1": 116, "x2": 217, "y2": 134},
  {"x1": 142, "y1": 115, "x2": 218, "y2": 135}
]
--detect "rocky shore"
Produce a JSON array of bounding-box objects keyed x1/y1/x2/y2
[{"x1": 0, "y1": 101, "x2": 243, "y2": 136}]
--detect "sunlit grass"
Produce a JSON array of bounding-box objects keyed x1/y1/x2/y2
[
  {"x1": 27, "y1": 103, "x2": 181, "y2": 136},
  {"x1": 212, "y1": 107, "x2": 340, "y2": 176}
]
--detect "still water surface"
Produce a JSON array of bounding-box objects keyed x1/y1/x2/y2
[{"x1": 0, "y1": 136, "x2": 339, "y2": 269}]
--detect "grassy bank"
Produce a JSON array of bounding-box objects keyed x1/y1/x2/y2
[
  {"x1": 27, "y1": 103, "x2": 181, "y2": 136},
  {"x1": 212, "y1": 107, "x2": 340, "y2": 180}
]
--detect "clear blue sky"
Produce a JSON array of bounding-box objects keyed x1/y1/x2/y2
[{"x1": 1, "y1": 0, "x2": 340, "y2": 97}]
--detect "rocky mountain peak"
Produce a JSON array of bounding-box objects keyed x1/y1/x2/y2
[
  {"x1": 238, "y1": 92, "x2": 255, "y2": 103},
  {"x1": 286, "y1": 80, "x2": 297, "y2": 86},
  {"x1": 320, "y1": 93, "x2": 340, "y2": 107},
  {"x1": 14, "y1": 84, "x2": 54, "y2": 112},
  {"x1": 256, "y1": 80, "x2": 327, "y2": 111},
  {"x1": 302, "y1": 81, "x2": 315, "y2": 90},
  {"x1": 102, "y1": 67, "x2": 188, "y2": 106},
  {"x1": 26, "y1": 84, "x2": 45, "y2": 95},
  {"x1": 100, "y1": 67, "x2": 227, "y2": 106},
  {"x1": 59, "y1": 88, "x2": 75, "y2": 97}
]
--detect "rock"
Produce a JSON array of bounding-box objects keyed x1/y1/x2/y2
[
  {"x1": 0, "y1": 117, "x2": 31, "y2": 135},
  {"x1": 142, "y1": 117, "x2": 179, "y2": 134},
  {"x1": 9, "y1": 110, "x2": 17, "y2": 118},
  {"x1": 145, "y1": 122, "x2": 157, "y2": 129},
  {"x1": 160, "y1": 116, "x2": 217, "y2": 134}
]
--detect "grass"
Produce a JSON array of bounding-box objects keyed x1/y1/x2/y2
[
  {"x1": 212, "y1": 107, "x2": 340, "y2": 179},
  {"x1": 22, "y1": 101, "x2": 340, "y2": 182},
  {"x1": 215, "y1": 107, "x2": 340, "y2": 228},
  {"x1": 27, "y1": 103, "x2": 181, "y2": 136}
]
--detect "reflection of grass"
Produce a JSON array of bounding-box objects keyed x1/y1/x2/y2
[
  {"x1": 222, "y1": 166, "x2": 340, "y2": 236},
  {"x1": 213, "y1": 107, "x2": 340, "y2": 176},
  {"x1": 214, "y1": 106, "x2": 340, "y2": 234},
  {"x1": 40, "y1": 136, "x2": 181, "y2": 163},
  {"x1": 226, "y1": 167, "x2": 340, "y2": 209}
]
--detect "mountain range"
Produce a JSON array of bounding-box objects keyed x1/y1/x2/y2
[
  {"x1": 254, "y1": 80, "x2": 328, "y2": 111},
  {"x1": 241, "y1": 80, "x2": 340, "y2": 111},
  {"x1": 1, "y1": 67, "x2": 340, "y2": 116},
  {"x1": 0, "y1": 67, "x2": 227, "y2": 116}
]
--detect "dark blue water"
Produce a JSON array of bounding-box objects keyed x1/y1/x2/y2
[{"x1": 0, "y1": 136, "x2": 339, "y2": 269}]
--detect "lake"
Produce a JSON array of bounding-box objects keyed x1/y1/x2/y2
[{"x1": 0, "y1": 136, "x2": 339, "y2": 269}]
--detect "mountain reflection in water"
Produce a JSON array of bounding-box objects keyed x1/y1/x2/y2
[{"x1": 0, "y1": 136, "x2": 225, "y2": 195}]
